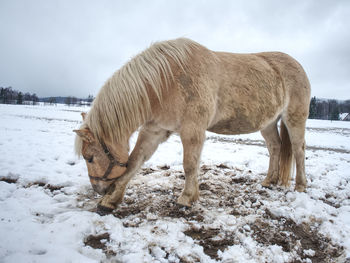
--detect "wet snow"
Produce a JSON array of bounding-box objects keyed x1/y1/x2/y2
[{"x1": 0, "y1": 104, "x2": 349, "y2": 262}]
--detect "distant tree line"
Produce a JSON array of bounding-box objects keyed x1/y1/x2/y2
[
  {"x1": 41, "y1": 95, "x2": 94, "y2": 106},
  {"x1": 309, "y1": 97, "x2": 350, "y2": 120},
  {"x1": 64, "y1": 94, "x2": 94, "y2": 106},
  {"x1": 0, "y1": 86, "x2": 39, "y2": 105},
  {"x1": 0, "y1": 86, "x2": 95, "y2": 106}
]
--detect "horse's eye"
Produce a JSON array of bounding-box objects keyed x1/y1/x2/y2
[{"x1": 88, "y1": 156, "x2": 93, "y2": 163}]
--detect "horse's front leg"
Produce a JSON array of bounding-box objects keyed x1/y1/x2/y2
[
  {"x1": 96, "y1": 173, "x2": 130, "y2": 215},
  {"x1": 97, "y1": 125, "x2": 172, "y2": 215},
  {"x1": 177, "y1": 125, "x2": 205, "y2": 207}
]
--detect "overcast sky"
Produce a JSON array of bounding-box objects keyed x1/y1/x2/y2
[{"x1": 0, "y1": 0, "x2": 349, "y2": 99}]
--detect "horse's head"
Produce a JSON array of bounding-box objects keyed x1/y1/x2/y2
[{"x1": 74, "y1": 117, "x2": 128, "y2": 195}]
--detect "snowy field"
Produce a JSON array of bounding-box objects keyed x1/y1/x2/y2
[{"x1": 0, "y1": 104, "x2": 349, "y2": 263}]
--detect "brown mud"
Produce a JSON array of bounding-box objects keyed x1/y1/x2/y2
[
  {"x1": 80, "y1": 165, "x2": 346, "y2": 262},
  {"x1": 0, "y1": 177, "x2": 64, "y2": 192}
]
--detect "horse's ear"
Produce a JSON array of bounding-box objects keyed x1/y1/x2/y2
[
  {"x1": 73, "y1": 128, "x2": 95, "y2": 143},
  {"x1": 81, "y1": 112, "x2": 87, "y2": 121}
]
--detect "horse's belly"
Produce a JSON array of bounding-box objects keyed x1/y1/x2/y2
[
  {"x1": 207, "y1": 117, "x2": 262, "y2": 135},
  {"x1": 207, "y1": 89, "x2": 283, "y2": 135}
]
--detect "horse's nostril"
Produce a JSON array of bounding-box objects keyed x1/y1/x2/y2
[{"x1": 92, "y1": 184, "x2": 106, "y2": 195}]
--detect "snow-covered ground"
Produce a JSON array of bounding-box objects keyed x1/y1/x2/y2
[{"x1": 0, "y1": 104, "x2": 349, "y2": 263}]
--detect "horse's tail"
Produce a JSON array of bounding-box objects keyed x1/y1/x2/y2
[{"x1": 279, "y1": 121, "x2": 293, "y2": 186}]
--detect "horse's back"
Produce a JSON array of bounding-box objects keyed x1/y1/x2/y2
[{"x1": 152, "y1": 44, "x2": 310, "y2": 135}]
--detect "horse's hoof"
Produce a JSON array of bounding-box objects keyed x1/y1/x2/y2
[
  {"x1": 261, "y1": 180, "x2": 271, "y2": 188},
  {"x1": 177, "y1": 195, "x2": 193, "y2": 207},
  {"x1": 277, "y1": 180, "x2": 291, "y2": 188},
  {"x1": 96, "y1": 204, "x2": 114, "y2": 216},
  {"x1": 294, "y1": 184, "x2": 306, "y2": 192},
  {"x1": 261, "y1": 180, "x2": 275, "y2": 189},
  {"x1": 262, "y1": 176, "x2": 278, "y2": 187}
]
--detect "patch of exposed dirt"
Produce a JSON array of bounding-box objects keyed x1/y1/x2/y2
[
  {"x1": 184, "y1": 227, "x2": 237, "y2": 260},
  {"x1": 319, "y1": 198, "x2": 341, "y2": 209},
  {"x1": 84, "y1": 233, "x2": 116, "y2": 256},
  {"x1": 250, "y1": 209, "x2": 344, "y2": 263},
  {"x1": 158, "y1": 165, "x2": 170, "y2": 170},
  {"x1": 141, "y1": 167, "x2": 156, "y2": 175},
  {"x1": 216, "y1": 163, "x2": 230, "y2": 169},
  {"x1": 113, "y1": 185, "x2": 205, "y2": 223},
  {"x1": 0, "y1": 177, "x2": 64, "y2": 193},
  {"x1": 26, "y1": 182, "x2": 64, "y2": 193},
  {"x1": 0, "y1": 177, "x2": 18, "y2": 184},
  {"x1": 80, "y1": 165, "x2": 346, "y2": 262},
  {"x1": 160, "y1": 204, "x2": 205, "y2": 221},
  {"x1": 45, "y1": 184, "x2": 64, "y2": 192}
]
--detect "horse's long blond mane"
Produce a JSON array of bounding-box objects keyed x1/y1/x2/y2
[{"x1": 75, "y1": 38, "x2": 200, "y2": 155}]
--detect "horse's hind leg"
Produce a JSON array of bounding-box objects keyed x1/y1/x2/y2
[
  {"x1": 177, "y1": 124, "x2": 205, "y2": 207},
  {"x1": 283, "y1": 119, "x2": 307, "y2": 192},
  {"x1": 260, "y1": 120, "x2": 281, "y2": 187}
]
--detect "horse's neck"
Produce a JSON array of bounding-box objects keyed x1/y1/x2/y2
[{"x1": 108, "y1": 138, "x2": 129, "y2": 161}]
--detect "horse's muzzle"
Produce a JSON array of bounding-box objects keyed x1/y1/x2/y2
[{"x1": 92, "y1": 183, "x2": 107, "y2": 195}]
